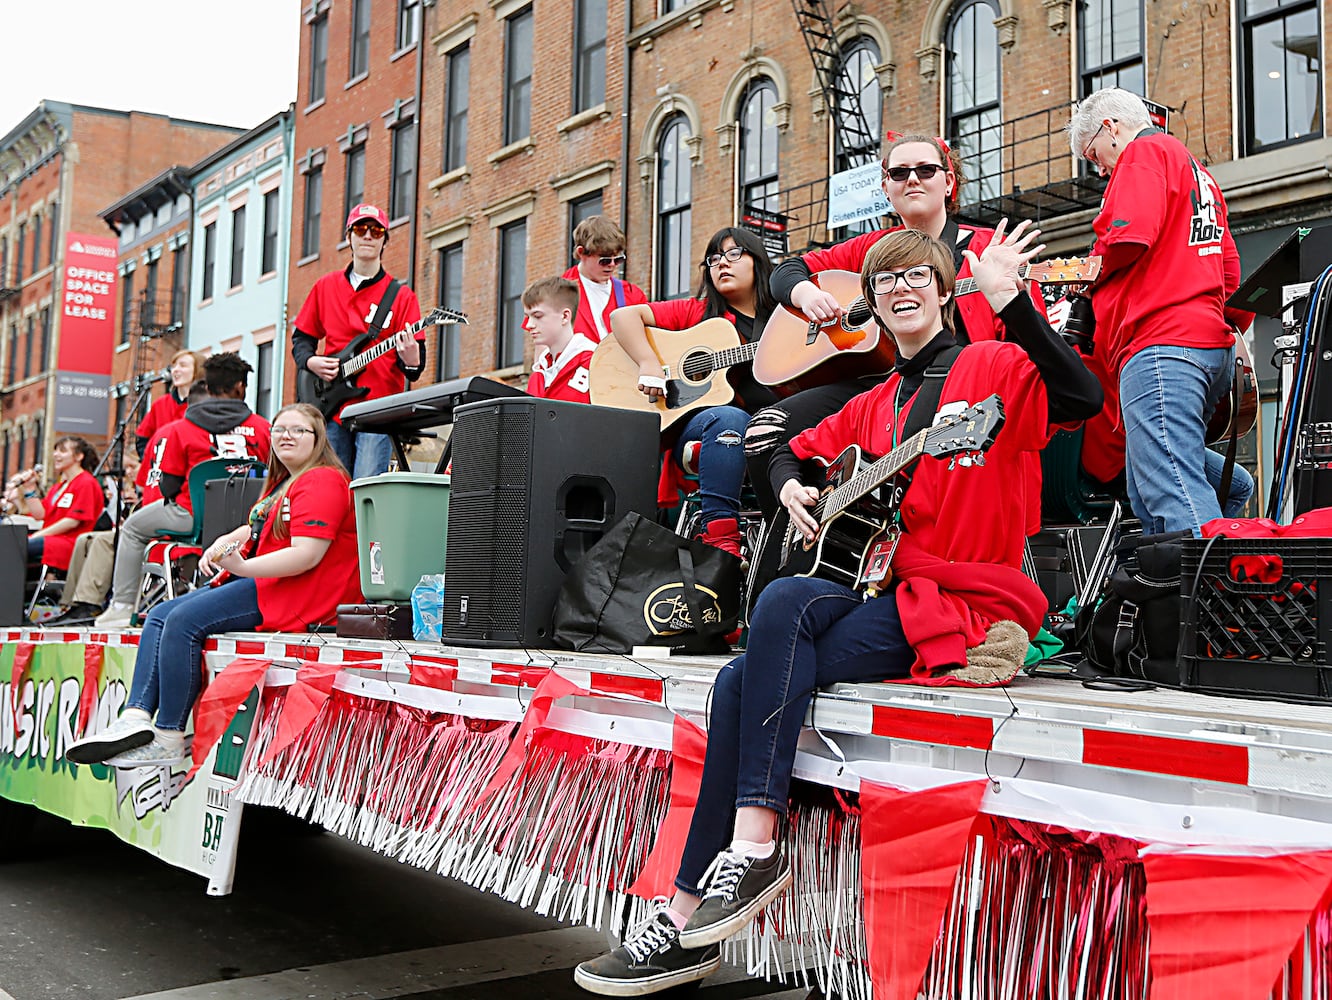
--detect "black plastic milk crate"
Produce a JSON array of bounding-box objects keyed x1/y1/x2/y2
[{"x1": 1179, "y1": 536, "x2": 1332, "y2": 702}]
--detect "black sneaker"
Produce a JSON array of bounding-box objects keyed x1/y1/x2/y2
[
  {"x1": 574, "y1": 906, "x2": 720, "y2": 996},
  {"x1": 676, "y1": 847, "x2": 793, "y2": 948},
  {"x1": 65, "y1": 714, "x2": 154, "y2": 765},
  {"x1": 48, "y1": 602, "x2": 103, "y2": 625}
]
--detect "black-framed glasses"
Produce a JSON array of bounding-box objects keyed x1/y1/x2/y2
[
  {"x1": 704, "y1": 246, "x2": 748, "y2": 268},
  {"x1": 349, "y1": 221, "x2": 387, "y2": 238},
  {"x1": 597, "y1": 253, "x2": 627, "y2": 267},
  {"x1": 883, "y1": 163, "x2": 945, "y2": 183},
  {"x1": 868, "y1": 264, "x2": 936, "y2": 295},
  {"x1": 1082, "y1": 121, "x2": 1110, "y2": 164},
  {"x1": 272, "y1": 426, "x2": 316, "y2": 439}
]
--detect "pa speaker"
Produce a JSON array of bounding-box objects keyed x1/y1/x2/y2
[
  {"x1": 442, "y1": 397, "x2": 659, "y2": 647},
  {"x1": 0, "y1": 524, "x2": 26, "y2": 625}
]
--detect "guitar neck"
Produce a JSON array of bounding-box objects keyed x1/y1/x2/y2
[
  {"x1": 953, "y1": 263, "x2": 1032, "y2": 299},
  {"x1": 342, "y1": 318, "x2": 428, "y2": 376},
  {"x1": 710, "y1": 340, "x2": 759, "y2": 370},
  {"x1": 823, "y1": 431, "x2": 928, "y2": 522}
]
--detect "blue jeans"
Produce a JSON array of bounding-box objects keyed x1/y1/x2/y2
[
  {"x1": 128, "y1": 578, "x2": 262, "y2": 731},
  {"x1": 674, "y1": 576, "x2": 912, "y2": 895},
  {"x1": 327, "y1": 420, "x2": 393, "y2": 480},
  {"x1": 1120, "y1": 343, "x2": 1255, "y2": 536},
  {"x1": 674, "y1": 405, "x2": 750, "y2": 527}
]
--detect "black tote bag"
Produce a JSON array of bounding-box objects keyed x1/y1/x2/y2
[{"x1": 552, "y1": 511, "x2": 740, "y2": 655}]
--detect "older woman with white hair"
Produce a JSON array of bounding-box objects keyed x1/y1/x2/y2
[{"x1": 1064, "y1": 87, "x2": 1254, "y2": 536}]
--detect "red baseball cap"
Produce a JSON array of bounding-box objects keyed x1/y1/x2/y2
[{"x1": 345, "y1": 203, "x2": 390, "y2": 232}]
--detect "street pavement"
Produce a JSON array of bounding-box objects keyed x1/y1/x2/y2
[{"x1": 0, "y1": 806, "x2": 816, "y2": 1000}]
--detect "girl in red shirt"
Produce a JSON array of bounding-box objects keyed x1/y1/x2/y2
[
  {"x1": 608, "y1": 227, "x2": 779, "y2": 557},
  {"x1": 67, "y1": 404, "x2": 362, "y2": 769},
  {"x1": 15, "y1": 436, "x2": 104, "y2": 570},
  {"x1": 135, "y1": 350, "x2": 204, "y2": 456}
]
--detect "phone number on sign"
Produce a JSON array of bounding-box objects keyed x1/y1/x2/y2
[{"x1": 57, "y1": 383, "x2": 109, "y2": 399}]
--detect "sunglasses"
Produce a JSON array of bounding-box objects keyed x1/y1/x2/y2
[
  {"x1": 883, "y1": 163, "x2": 946, "y2": 183},
  {"x1": 596, "y1": 253, "x2": 627, "y2": 267},
  {"x1": 349, "y1": 221, "x2": 387, "y2": 238},
  {"x1": 704, "y1": 246, "x2": 747, "y2": 268},
  {"x1": 868, "y1": 264, "x2": 937, "y2": 295}
]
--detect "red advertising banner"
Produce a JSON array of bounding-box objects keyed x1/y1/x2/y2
[{"x1": 58, "y1": 233, "x2": 118, "y2": 374}]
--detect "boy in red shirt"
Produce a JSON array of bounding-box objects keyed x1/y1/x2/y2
[
  {"x1": 524, "y1": 277, "x2": 596, "y2": 403},
  {"x1": 560, "y1": 216, "x2": 647, "y2": 343},
  {"x1": 96, "y1": 353, "x2": 270, "y2": 628}
]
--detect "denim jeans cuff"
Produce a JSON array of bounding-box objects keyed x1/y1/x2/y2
[
  {"x1": 674, "y1": 875, "x2": 704, "y2": 898},
  {"x1": 735, "y1": 794, "x2": 789, "y2": 816}
]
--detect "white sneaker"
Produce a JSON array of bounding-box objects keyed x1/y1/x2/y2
[
  {"x1": 106, "y1": 738, "x2": 185, "y2": 769},
  {"x1": 94, "y1": 603, "x2": 134, "y2": 628},
  {"x1": 65, "y1": 713, "x2": 154, "y2": 765}
]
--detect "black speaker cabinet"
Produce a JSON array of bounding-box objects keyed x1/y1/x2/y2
[
  {"x1": 0, "y1": 524, "x2": 26, "y2": 625},
  {"x1": 442, "y1": 397, "x2": 659, "y2": 647}
]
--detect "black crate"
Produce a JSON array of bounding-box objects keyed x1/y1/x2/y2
[{"x1": 1179, "y1": 537, "x2": 1332, "y2": 702}]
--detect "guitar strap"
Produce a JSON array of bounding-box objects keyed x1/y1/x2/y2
[
  {"x1": 366, "y1": 278, "x2": 404, "y2": 344},
  {"x1": 612, "y1": 278, "x2": 626, "y2": 310},
  {"x1": 940, "y1": 220, "x2": 973, "y2": 344},
  {"x1": 1216, "y1": 353, "x2": 1243, "y2": 507},
  {"x1": 884, "y1": 345, "x2": 965, "y2": 509}
]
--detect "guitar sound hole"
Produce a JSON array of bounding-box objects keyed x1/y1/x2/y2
[{"x1": 679, "y1": 350, "x2": 715, "y2": 382}]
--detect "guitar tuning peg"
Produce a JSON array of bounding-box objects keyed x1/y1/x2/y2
[
  {"x1": 972, "y1": 452, "x2": 986, "y2": 466},
  {"x1": 947, "y1": 457, "x2": 957, "y2": 470}
]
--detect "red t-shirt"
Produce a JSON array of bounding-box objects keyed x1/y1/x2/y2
[
  {"x1": 135, "y1": 388, "x2": 187, "y2": 442},
  {"x1": 527, "y1": 333, "x2": 599, "y2": 403},
  {"x1": 561, "y1": 265, "x2": 648, "y2": 344},
  {"x1": 252, "y1": 466, "x2": 363, "y2": 631},
  {"x1": 38, "y1": 469, "x2": 105, "y2": 570},
  {"x1": 137, "y1": 419, "x2": 181, "y2": 506},
  {"x1": 294, "y1": 268, "x2": 425, "y2": 419},
  {"x1": 1090, "y1": 130, "x2": 1237, "y2": 378},
  {"x1": 159, "y1": 415, "x2": 272, "y2": 513}
]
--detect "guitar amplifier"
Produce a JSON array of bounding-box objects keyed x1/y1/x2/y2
[
  {"x1": 201, "y1": 474, "x2": 268, "y2": 550},
  {"x1": 0, "y1": 524, "x2": 25, "y2": 625}
]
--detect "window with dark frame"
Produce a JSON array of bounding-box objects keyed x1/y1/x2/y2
[
  {"x1": 397, "y1": 0, "x2": 420, "y2": 50},
  {"x1": 46, "y1": 202, "x2": 57, "y2": 267},
  {"x1": 302, "y1": 168, "x2": 323, "y2": 259},
  {"x1": 23, "y1": 314, "x2": 33, "y2": 379},
  {"x1": 834, "y1": 38, "x2": 883, "y2": 172},
  {"x1": 567, "y1": 191, "x2": 603, "y2": 263},
  {"x1": 255, "y1": 340, "x2": 274, "y2": 419},
  {"x1": 503, "y1": 8, "x2": 534, "y2": 145},
  {"x1": 390, "y1": 118, "x2": 417, "y2": 221},
  {"x1": 574, "y1": 0, "x2": 607, "y2": 112},
  {"x1": 262, "y1": 189, "x2": 280, "y2": 275},
  {"x1": 309, "y1": 13, "x2": 329, "y2": 103},
  {"x1": 230, "y1": 209, "x2": 245, "y2": 290},
  {"x1": 344, "y1": 145, "x2": 366, "y2": 227},
  {"x1": 30, "y1": 212, "x2": 40, "y2": 273},
  {"x1": 738, "y1": 77, "x2": 780, "y2": 215},
  {"x1": 202, "y1": 222, "x2": 217, "y2": 300},
  {"x1": 444, "y1": 44, "x2": 470, "y2": 172},
  {"x1": 1, "y1": 433, "x2": 8, "y2": 482},
  {"x1": 171, "y1": 245, "x2": 188, "y2": 326},
  {"x1": 661, "y1": 0, "x2": 689, "y2": 11},
  {"x1": 497, "y1": 220, "x2": 527, "y2": 368},
  {"x1": 145, "y1": 258, "x2": 159, "y2": 319},
  {"x1": 945, "y1": 0, "x2": 1003, "y2": 207},
  {"x1": 655, "y1": 115, "x2": 692, "y2": 300},
  {"x1": 39, "y1": 307, "x2": 49, "y2": 373},
  {"x1": 1078, "y1": 0, "x2": 1144, "y2": 96},
  {"x1": 120, "y1": 269, "x2": 134, "y2": 344},
  {"x1": 1, "y1": 237, "x2": 7, "y2": 287},
  {"x1": 1241, "y1": 0, "x2": 1322, "y2": 154},
  {"x1": 436, "y1": 243, "x2": 464, "y2": 382},
  {"x1": 350, "y1": 0, "x2": 371, "y2": 80},
  {"x1": 5, "y1": 324, "x2": 15, "y2": 385},
  {"x1": 15, "y1": 222, "x2": 24, "y2": 284}
]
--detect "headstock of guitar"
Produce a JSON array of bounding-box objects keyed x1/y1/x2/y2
[
  {"x1": 1028, "y1": 256, "x2": 1103, "y2": 286},
  {"x1": 921, "y1": 394, "x2": 1005, "y2": 466}
]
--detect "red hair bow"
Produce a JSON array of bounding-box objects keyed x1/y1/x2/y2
[{"x1": 884, "y1": 129, "x2": 952, "y2": 158}]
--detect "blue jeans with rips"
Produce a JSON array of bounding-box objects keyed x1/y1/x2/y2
[
  {"x1": 1120, "y1": 343, "x2": 1254, "y2": 536},
  {"x1": 674, "y1": 576, "x2": 912, "y2": 895},
  {"x1": 327, "y1": 420, "x2": 393, "y2": 480},
  {"x1": 673, "y1": 405, "x2": 750, "y2": 527},
  {"x1": 128, "y1": 578, "x2": 262, "y2": 731}
]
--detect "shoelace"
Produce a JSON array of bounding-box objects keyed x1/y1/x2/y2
[
  {"x1": 622, "y1": 909, "x2": 676, "y2": 963},
  {"x1": 699, "y1": 850, "x2": 750, "y2": 902}
]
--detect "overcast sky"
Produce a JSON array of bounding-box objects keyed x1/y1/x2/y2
[{"x1": 0, "y1": 0, "x2": 298, "y2": 136}]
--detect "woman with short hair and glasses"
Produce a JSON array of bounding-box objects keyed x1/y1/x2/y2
[
  {"x1": 576, "y1": 224, "x2": 1102, "y2": 996},
  {"x1": 67, "y1": 403, "x2": 363, "y2": 769},
  {"x1": 609, "y1": 227, "x2": 779, "y2": 558}
]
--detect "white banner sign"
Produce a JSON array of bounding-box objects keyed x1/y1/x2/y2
[{"x1": 827, "y1": 162, "x2": 892, "y2": 229}]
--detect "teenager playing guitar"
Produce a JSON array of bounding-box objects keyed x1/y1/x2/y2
[
  {"x1": 574, "y1": 223, "x2": 1103, "y2": 996},
  {"x1": 608, "y1": 227, "x2": 780, "y2": 559}
]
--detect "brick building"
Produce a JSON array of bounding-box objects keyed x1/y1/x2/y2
[
  {"x1": 286, "y1": 0, "x2": 424, "y2": 401},
  {"x1": 0, "y1": 102, "x2": 241, "y2": 481}
]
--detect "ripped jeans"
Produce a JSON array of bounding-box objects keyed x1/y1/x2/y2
[{"x1": 674, "y1": 405, "x2": 750, "y2": 527}]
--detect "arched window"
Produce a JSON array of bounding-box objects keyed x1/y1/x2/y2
[
  {"x1": 656, "y1": 115, "x2": 692, "y2": 300},
  {"x1": 945, "y1": 0, "x2": 1001, "y2": 207},
  {"x1": 738, "y1": 78, "x2": 780, "y2": 215},
  {"x1": 834, "y1": 38, "x2": 882, "y2": 172}
]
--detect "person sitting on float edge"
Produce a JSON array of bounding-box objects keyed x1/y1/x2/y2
[
  {"x1": 573, "y1": 223, "x2": 1103, "y2": 997},
  {"x1": 67, "y1": 404, "x2": 363, "y2": 769},
  {"x1": 10, "y1": 436, "x2": 105, "y2": 572},
  {"x1": 525, "y1": 277, "x2": 597, "y2": 403},
  {"x1": 609, "y1": 226, "x2": 781, "y2": 559}
]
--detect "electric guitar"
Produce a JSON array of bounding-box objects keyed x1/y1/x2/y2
[
  {"x1": 751, "y1": 257, "x2": 1104, "y2": 389},
  {"x1": 779, "y1": 395, "x2": 1005, "y2": 587},
  {"x1": 589, "y1": 318, "x2": 776, "y2": 430},
  {"x1": 297, "y1": 306, "x2": 467, "y2": 420},
  {"x1": 1206, "y1": 329, "x2": 1258, "y2": 444}
]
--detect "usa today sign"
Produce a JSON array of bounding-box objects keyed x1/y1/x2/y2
[{"x1": 828, "y1": 162, "x2": 891, "y2": 229}]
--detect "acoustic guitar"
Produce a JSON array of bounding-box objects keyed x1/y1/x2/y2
[
  {"x1": 1206, "y1": 329, "x2": 1258, "y2": 444},
  {"x1": 751, "y1": 257, "x2": 1104, "y2": 389},
  {"x1": 589, "y1": 318, "x2": 766, "y2": 431}
]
